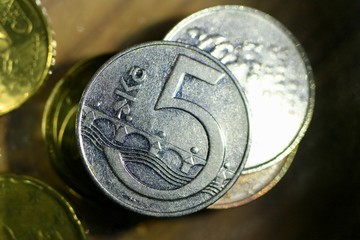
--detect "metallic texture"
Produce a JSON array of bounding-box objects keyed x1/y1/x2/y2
[
  {"x1": 76, "y1": 41, "x2": 250, "y2": 216},
  {"x1": 210, "y1": 146, "x2": 297, "y2": 209},
  {"x1": 165, "y1": 5, "x2": 315, "y2": 172},
  {"x1": 42, "y1": 55, "x2": 111, "y2": 200},
  {"x1": 0, "y1": 174, "x2": 87, "y2": 239},
  {"x1": 0, "y1": 0, "x2": 55, "y2": 115}
]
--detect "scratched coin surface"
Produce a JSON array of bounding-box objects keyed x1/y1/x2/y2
[
  {"x1": 42, "y1": 55, "x2": 111, "y2": 200},
  {"x1": 210, "y1": 147, "x2": 297, "y2": 209},
  {"x1": 0, "y1": 0, "x2": 55, "y2": 115},
  {"x1": 165, "y1": 6, "x2": 315, "y2": 172},
  {"x1": 77, "y1": 41, "x2": 250, "y2": 216},
  {"x1": 0, "y1": 174, "x2": 87, "y2": 239}
]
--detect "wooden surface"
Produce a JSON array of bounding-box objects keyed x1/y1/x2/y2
[{"x1": 1, "y1": 0, "x2": 360, "y2": 239}]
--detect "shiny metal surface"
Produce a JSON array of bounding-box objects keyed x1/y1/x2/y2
[
  {"x1": 211, "y1": 146, "x2": 297, "y2": 208},
  {"x1": 0, "y1": 0, "x2": 55, "y2": 115},
  {"x1": 0, "y1": 0, "x2": 358, "y2": 239},
  {"x1": 42, "y1": 55, "x2": 112, "y2": 201},
  {"x1": 165, "y1": 6, "x2": 315, "y2": 172},
  {"x1": 77, "y1": 41, "x2": 250, "y2": 216},
  {"x1": 42, "y1": 53, "x2": 297, "y2": 209}
]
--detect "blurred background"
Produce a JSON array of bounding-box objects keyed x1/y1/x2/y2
[{"x1": 0, "y1": 0, "x2": 359, "y2": 239}]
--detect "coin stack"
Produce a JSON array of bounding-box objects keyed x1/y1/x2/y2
[
  {"x1": 0, "y1": 0, "x2": 88, "y2": 238},
  {"x1": 2, "y1": 3, "x2": 314, "y2": 234},
  {"x1": 43, "y1": 6, "x2": 314, "y2": 217},
  {"x1": 43, "y1": 6, "x2": 315, "y2": 217}
]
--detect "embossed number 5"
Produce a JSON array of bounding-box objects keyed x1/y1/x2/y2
[
  {"x1": 106, "y1": 55, "x2": 227, "y2": 199},
  {"x1": 154, "y1": 54, "x2": 226, "y2": 199}
]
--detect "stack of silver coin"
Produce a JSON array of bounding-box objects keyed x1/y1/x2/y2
[{"x1": 75, "y1": 6, "x2": 315, "y2": 217}]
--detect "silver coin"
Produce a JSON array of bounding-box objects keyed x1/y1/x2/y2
[
  {"x1": 165, "y1": 6, "x2": 315, "y2": 172},
  {"x1": 76, "y1": 41, "x2": 250, "y2": 216}
]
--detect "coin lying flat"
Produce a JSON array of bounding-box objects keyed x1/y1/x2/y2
[
  {"x1": 77, "y1": 41, "x2": 250, "y2": 217},
  {"x1": 0, "y1": 0, "x2": 55, "y2": 115},
  {"x1": 42, "y1": 55, "x2": 111, "y2": 200},
  {"x1": 0, "y1": 174, "x2": 87, "y2": 239},
  {"x1": 165, "y1": 6, "x2": 315, "y2": 172},
  {"x1": 210, "y1": 146, "x2": 297, "y2": 209}
]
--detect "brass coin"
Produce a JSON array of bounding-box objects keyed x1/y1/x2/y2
[
  {"x1": 210, "y1": 147, "x2": 297, "y2": 209},
  {"x1": 0, "y1": 174, "x2": 87, "y2": 239},
  {"x1": 42, "y1": 55, "x2": 111, "y2": 200},
  {"x1": 0, "y1": 0, "x2": 55, "y2": 115}
]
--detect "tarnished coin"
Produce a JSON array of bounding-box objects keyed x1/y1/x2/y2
[
  {"x1": 210, "y1": 147, "x2": 297, "y2": 208},
  {"x1": 42, "y1": 55, "x2": 111, "y2": 200},
  {"x1": 0, "y1": 174, "x2": 87, "y2": 239},
  {"x1": 77, "y1": 41, "x2": 250, "y2": 216},
  {"x1": 0, "y1": 0, "x2": 55, "y2": 115},
  {"x1": 165, "y1": 6, "x2": 315, "y2": 172}
]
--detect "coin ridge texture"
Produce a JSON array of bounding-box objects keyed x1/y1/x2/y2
[
  {"x1": 0, "y1": 174, "x2": 87, "y2": 239},
  {"x1": 42, "y1": 55, "x2": 111, "y2": 200},
  {"x1": 210, "y1": 146, "x2": 297, "y2": 208},
  {"x1": 77, "y1": 41, "x2": 250, "y2": 216},
  {"x1": 0, "y1": 0, "x2": 55, "y2": 115},
  {"x1": 165, "y1": 5, "x2": 315, "y2": 172}
]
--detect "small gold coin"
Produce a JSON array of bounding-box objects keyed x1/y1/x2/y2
[
  {"x1": 0, "y1": 0, "x2": 55, "y2": 115},
  {"x1": 210, "y1": 147, "x2": 297, "y2": 208},
  {"x1": 0, "y1": 174, "x2": 87, "y2": 239},
  {"x1": 43, "y1": 55, "x2": 111, "y2": 200}
]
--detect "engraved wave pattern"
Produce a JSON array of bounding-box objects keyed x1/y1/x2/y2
[
  {"x1": 81, "y1": 125, "x2": 193, "y2": 187},
  {"x1": 82, "y1": 124, "x2": 223, "y2": 195},
  {"x1": 202, "y1": 182, "x2": 223, "y2": 196}
]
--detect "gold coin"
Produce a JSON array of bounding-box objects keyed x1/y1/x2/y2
[
  {"x1": 210, "y1": 147, "x2": 297, "y2": 209},
  {"x1": 43, "y1": 55, "x2": 111, "y2": 200},
  {"x1": 0, "y1": 0, "x2": 55, "y2": 115},
  {"x1": 0, "y1": 174, "x2": 87, "y2": 239}
]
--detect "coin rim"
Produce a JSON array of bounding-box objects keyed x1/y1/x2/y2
[
  {"x1": 209, "y1": 145, "x2": 298, "y2": 209},
  {"x1": 76, "y1": 41, "x2": 251, "y2": 217},
  {"x1": 0, "y1": 174, "x2": 87, "y2": 239},
  {"x1": 42, "y1": 55, "x2": 111, "y2": 199},
  {"x1": 0, "y1": 0, "x2": 56, "y2": 115}
]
